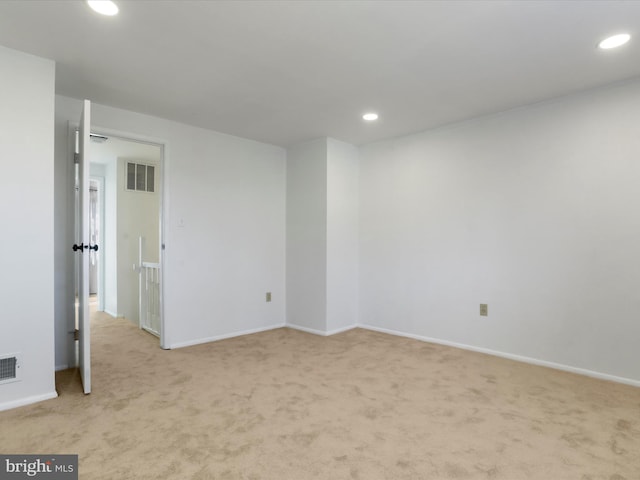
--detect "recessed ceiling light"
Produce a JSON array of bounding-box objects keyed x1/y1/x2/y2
[
  {"x1": 87, "y1": 0, "x2": 119, "y2": 16},
  {"x1": 363, "y1": 113, "x2": 379, "y2": 121},
  {"x1": 598, "y1": 33, "x2": 631, "y2": 50}
]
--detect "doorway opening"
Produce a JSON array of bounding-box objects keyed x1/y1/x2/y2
[{"x1": 75, "y1": 130, "x2": 164, "y2": 346}]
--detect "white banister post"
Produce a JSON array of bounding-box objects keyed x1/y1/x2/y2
[{"x1": 138, "y1": 236, "x2": 145, "y2": 328}]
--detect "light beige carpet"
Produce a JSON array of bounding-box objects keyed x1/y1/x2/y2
[{"x1": 2, "y1": 312, "x2": 639, "y2": 479}]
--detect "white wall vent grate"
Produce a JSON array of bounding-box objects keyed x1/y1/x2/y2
[
  {"x1": 0, "y1": 354, "x2": 21, "y2": 385},
  {"x1": 126, "y1": 162, "x2": 155, "y2": 193}
]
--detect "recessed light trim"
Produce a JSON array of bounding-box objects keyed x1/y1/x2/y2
[
  {"x1": 598, "y1": 33, "x2": 631, "y2": 50},
  {"x1": 87, "y1": 0, "x2": 119, "y2": 16},
  {"x1": 363, "y1": 113, "x2": 379, "y2": 121}
]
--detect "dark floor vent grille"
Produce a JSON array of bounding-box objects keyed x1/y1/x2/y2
[{"x1": 0, "y1": 356, "x2": 18, "y2": 382}]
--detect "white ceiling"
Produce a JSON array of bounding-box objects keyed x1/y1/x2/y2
[{"x1": 0, "y1": 0, "x2": 639, "y2": 147}]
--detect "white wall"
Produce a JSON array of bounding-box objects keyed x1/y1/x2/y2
[
  {"x1": 0, "y1": 46, "x2": 57, "y2": 410},
  {"x1": 326, "y1": 138, "x2": 359, "y2": 334},
  {"x1": 55, "y1": 95, "x2": 286, "y2": 358},
  {"x1": 117, "y1": 155, "x2": 161, "y2": 324},
  {"x1": 286, "y1": 139, "x2": 328, "y2": 332},
  {"x1": 285, "y1": 138, "x2": 359, "y2": 335},
  {"x1": 359, "y1": 79, "x2": 640, "y2": 384},
  {"x1": 54, "y1": 101, "x2": 75, "y2": 370}
]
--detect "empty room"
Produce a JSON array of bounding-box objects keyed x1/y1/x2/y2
[{"x1": 1, "y1": 1, "x2": 639, "y2": 479}]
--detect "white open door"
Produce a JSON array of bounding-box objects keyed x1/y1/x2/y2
[{"x1": 76, "y1": 100, "x2": 92, "y2": 394}]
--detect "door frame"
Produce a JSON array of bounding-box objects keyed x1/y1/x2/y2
[
  {"x1": 69, "y1": 123, "x2": 169, "y2": 351},
  {"x1": 89, "y1": 175, "x2": 105, "y2": 312}
]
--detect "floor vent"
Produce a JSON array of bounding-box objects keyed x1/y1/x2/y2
[{"x1": 0, "y1": 354, "x2": 21, "y2": 385}]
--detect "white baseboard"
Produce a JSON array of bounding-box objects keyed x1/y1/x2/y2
[
  {"x1": 0, "y1": 391, "x2": 58, "y2": 412},
  {"x1": 287, "y1": 324, "x2": 327, "y2": 336},
  {"x1": 327, "y1": 324, "x2": 358, "y2": 336},
  {"x1": 169, "y1": 323, "x2": 286, "y2": 349},
  {"x1": 285, "y1": 323, "x2": 358, "y2": 337},
  {"x1": 286, "y1": 323, "x2": 358, "y2": 336},
  {"x1": 104, "y1": 309, "x2": 120, "y2": 318},
  {"x1": 55, "y1": 364, "x2": 69, "y2": 371},
  {"x1": 359, "y1": 324, "x2": 640, "y2": 388}
]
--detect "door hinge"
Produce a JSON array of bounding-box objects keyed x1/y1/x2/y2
[
  {"x1": 74, "y1": 152, "x2": 79, "y2": 164},
  {"x1": 74, "y1": 329, "x2": 79, "y2": 341}
]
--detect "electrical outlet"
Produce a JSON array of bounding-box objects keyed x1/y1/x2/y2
[
  {"x1": 480, "y1": 304, "x2": 488, "y2": 316},
  {"x1": 266, "y1": 292, "x2": 272, "y2": 302}
]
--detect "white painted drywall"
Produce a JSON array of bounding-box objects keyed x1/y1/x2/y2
[
  {"x1": 326, "y1": 138, "x2": 359, "y2": 333},
  {"x1": 285, "y1": 137, "x2": 359, "y2": 335},
  {"x1": 286, "y1": 139, "x2": 328, "y2": 333},
  {"x1": 54, "y1": 103, "x2": 75, "y2": 370},
  {"x1": 0, "y1": 46, "x2": 57, "y2": 410},
  {"x1": 359, "y1": 79, "x2": 640, "y2": 382},
  {"x1": 54, "y1": 95, "x2": 286, "y2": 357},
  {"x1": 117, "y1": 156, "x2": 161, "y2": 324}
]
